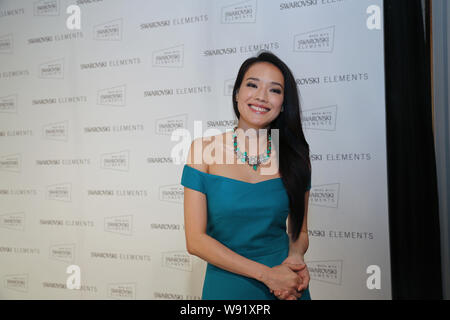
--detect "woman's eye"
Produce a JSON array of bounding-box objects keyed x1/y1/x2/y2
[
  {"x1": 271, "y1": 88, "x2": 282, "y2": 94},
  {"x1": 246, "y1": 82, "x2": 257, "y2": 88}
]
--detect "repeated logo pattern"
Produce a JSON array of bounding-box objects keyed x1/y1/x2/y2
[{"x1": 0, "y1": 0, "x2": 390, "y2": 300}]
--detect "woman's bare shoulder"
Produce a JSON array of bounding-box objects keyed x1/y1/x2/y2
[{"x1": 186, "y1": 132, "x2": 230, "y2": 173}]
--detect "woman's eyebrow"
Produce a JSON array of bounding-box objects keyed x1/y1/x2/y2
[
  {"x1": 246, "y1": 77, "x2": 284, "y2": 89},
  {"x1": 271, "y1": 81, "x2": 284, "y2": 89}
]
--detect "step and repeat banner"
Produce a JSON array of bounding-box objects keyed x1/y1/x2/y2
[{"x1": 0, "y1": 0, "x2": 391, "y2": 299}]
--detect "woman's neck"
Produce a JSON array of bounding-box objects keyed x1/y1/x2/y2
[{"x1": 235, "y1": 119, "x2": 271, "y2": 154}]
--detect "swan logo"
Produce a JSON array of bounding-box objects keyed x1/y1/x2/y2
[
  {"x1": 0, "y1": 212, "x2": 25, "y2": 231},
  {"x1": 0, "y1": 95, "x2": 17, "y2": 113},
  {"x1": 308, "y1": 260, "x2": 343, "y2": 285},
  {"x1": 154, "y1": 291, "x2": 184, "y2": 300},
  {"x1": 100, "y1": 150, "x2": 129, "y2": 172},
  {"x1": 159, "y1": 185, "x2": 184, "y2": 204},
  {"x1": 0, "y1": 34, "x2": 13, "y2": 53},
  {"x1": 97, "y1": 85, "x2": 126, "y2": 106},
  {"x1": 162, "y1": 251, "x2": 193, "y2": 271},
  {"x1": 107, "y1": 283, "x2": 136, "y2": 300},
  {"x1": 34, "y1": 0, "x2": 59, "y2": 16},
  {"x1": 155, "y1": 114, "x2": 187, "y2": 136},
  {"x1": 49, "y1": 244, "x2": 75, "y2": 263},
  {"x1": 301, "y1": 105, "x2": 337, "y2": 131},
  {"x1": 93, "y1": 19, "x2": 122, "y2": 41},
  {"x1": 4, "y1": 274, "x2": 28, "y2": 292},
  {"x1": 42, "y1": 120, "x2": 68, "y2": 141},
  {"x1": 294, "y1": 26, "x2": 335, "y2": 53},
  {"x1": 152, "y1": 45, "x2": 184, "y2": 68},
  {"x1": 221, "y1": 0, "x2": 257, "y2": 24},
  {"x1": 0, "y1": 154, "x2": 20, "y2": 172},
  {"x1": 46, "y1": 183, "x2": 72, "y2": 202},
  {"x1": 104, "y1": 215, "x2": 133, "y2": 235},
  {"x1": 309, "y1": 183, "x2": 340, "y2": 208},
  {"x1": 39, "y1": 58, "x2": 64, "y2": 79}
]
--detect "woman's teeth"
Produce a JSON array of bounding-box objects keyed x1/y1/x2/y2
[{"x1": 249, "y1": 104, "x2": 269, "y2": 113}]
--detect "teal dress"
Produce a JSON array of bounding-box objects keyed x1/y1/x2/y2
[{"x1": 181, "y1": 164, "x2": 311, "y2": 300}]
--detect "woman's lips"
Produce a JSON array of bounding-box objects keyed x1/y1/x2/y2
[{"x1": 248, "y1": 104, "x2": 270, "y2": 114}]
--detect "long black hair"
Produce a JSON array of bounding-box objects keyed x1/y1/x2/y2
[{"x1": 232, "y1": 51, "x2": 311, "y2": 242}]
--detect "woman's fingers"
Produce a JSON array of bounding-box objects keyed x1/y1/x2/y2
[
  {"x1": 270, "y1": 264, "x2": 306, "y2": 299},
  {"x1": 286, "y1": 263, "x2": 306, "y2": 271},
  {"x1": 296, "y1": 272, "x2": 310, "y2": 291},
  {"x1": 274, "y1": 290, "x2": 301, "y2": 300},
  {"x1": 298, "y1": 282, "x2": 308, "y2": 292}
]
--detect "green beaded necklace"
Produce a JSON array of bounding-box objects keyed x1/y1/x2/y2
[{"x1": 232, "y1": 126, "x2": 272, "y2": 171}]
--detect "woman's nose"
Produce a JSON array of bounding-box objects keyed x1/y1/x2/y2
[{"x1": 254, "y1": 86, "x2": 268, "y2": 102}]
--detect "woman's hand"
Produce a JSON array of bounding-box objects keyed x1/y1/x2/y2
[
  {"x1": 271, "y1": 255, "x2": 310, "y2": 300},
  {"x1": 262, "y1": 264, "x2": 304, "y2": 299}
]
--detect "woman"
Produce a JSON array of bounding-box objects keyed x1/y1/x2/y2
[{"x1": 181, "y1": 51, "x2": 312, "y2": 300}]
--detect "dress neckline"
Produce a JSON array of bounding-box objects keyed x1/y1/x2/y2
[{"x1": 184, "y1": 164, "x2": 282, "y2": 185}]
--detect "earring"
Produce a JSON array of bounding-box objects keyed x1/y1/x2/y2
[{"x1": 281, "y1": 105, "x2": 284, "y2": 112}]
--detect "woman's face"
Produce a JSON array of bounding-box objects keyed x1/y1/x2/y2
[{"x1": 236, "y1": 61, "x2": 285, "y2": 128}]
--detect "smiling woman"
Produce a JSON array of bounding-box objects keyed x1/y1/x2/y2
[
  {"x1": 235, "y1": 61, "x2": 285, "y2": 122},
  {"x1": 181, "y1": 51, "x2": 312, "y2": 300}
]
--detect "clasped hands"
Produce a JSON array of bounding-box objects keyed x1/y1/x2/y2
[{"x1": 264, "y1": 255, "x2": 310, "y2": 300}]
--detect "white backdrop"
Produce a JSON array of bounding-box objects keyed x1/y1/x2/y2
[{"x1": 0, "y1": 0, "x2": 391, "y2": 299}]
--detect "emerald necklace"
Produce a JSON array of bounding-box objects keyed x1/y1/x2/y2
[{"x1": 232, "y1": 126, "x2": 272, "y2": 171}]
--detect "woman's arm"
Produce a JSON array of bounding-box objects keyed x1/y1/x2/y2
[
  {"x1": 287, "y1": 190, "x2": 310, "y2": 259},
  {"x1": 272, "y1": 190, "x2": 310, "y2": 300}
]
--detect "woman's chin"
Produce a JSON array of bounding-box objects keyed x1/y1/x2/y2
[{"x1": 240, "y1": 112, "x2": 269, "y2": 126}]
